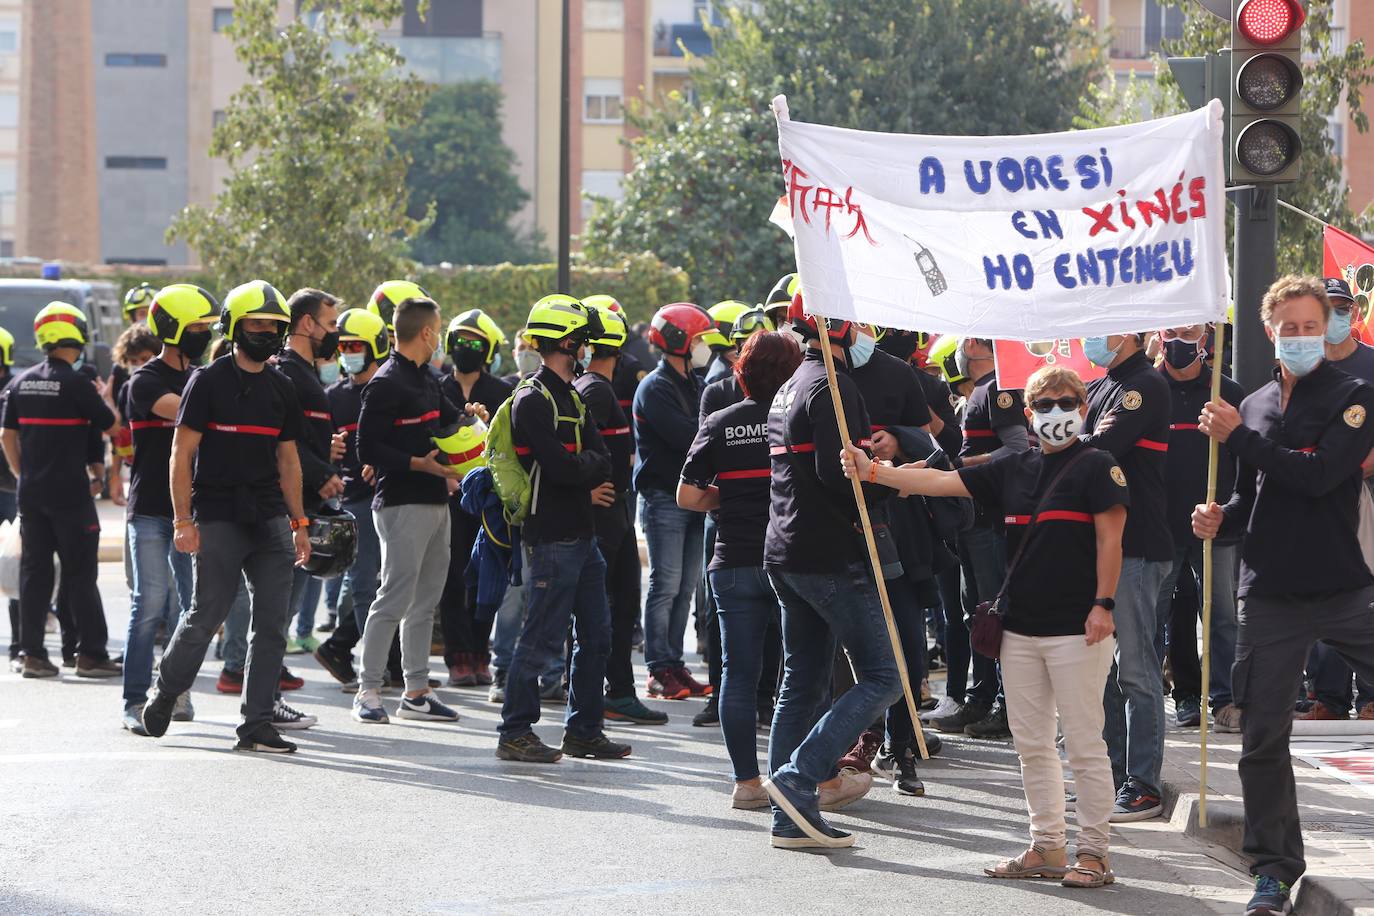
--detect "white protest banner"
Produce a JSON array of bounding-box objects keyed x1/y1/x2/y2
[{"x1": 772, "y1": 95, "x2": 1229, "y2": 342}]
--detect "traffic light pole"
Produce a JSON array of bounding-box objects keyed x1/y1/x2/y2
[{"x1": 1232, "y1": 184, "x2": 1279, "y2": 394}]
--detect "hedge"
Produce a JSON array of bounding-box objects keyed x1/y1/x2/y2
[{"x1": 3, "y1": 252, "x2": 690, "y2": 338}]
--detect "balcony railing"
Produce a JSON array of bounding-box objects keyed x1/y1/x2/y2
[{"x1": 1109, "y1": 24, "x2": 1185, "y2": 60}]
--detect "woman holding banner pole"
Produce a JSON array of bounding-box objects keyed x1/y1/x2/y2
[{"x1": 843, "y1": 365, "x2": 1128, "y2": 889}]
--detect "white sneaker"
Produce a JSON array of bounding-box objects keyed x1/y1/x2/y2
[
  {"x1": 273, "y1": 700, "x2": 317, "y2": 730},
  {"x1": 920, "y1": 696, "x2": 960, "y2": 723},
  {"x1": 819, "y1": 769, "x2": 873, "y2": 811},
  {"x1": 397, "y1": 690, "x2": 460, "y2": 722},
  {"x1": 352, "y1": 688, "x2": 389, "y2": 724}
]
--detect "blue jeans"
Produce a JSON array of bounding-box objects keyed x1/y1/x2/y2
[
  {"x1": 221, "y1": 579, "x2": 251, "y2": 673},
  {"x1": 639, "y1": 489, "x2": 704, "y2": 673},
  {"x1": 1104, "y1": 557, "x2": 1172, "y2": 794},
  {"x1": 767, "y1": 564, "x2": 902, "y2": 828},
  {"x1": 1156, "y1": 540, "x2": 1238, "y2": 710},
  {"x1": 288, "y1": 568, "x2": 323, "y2": 640},
  {"x1": 122, "y1": 515, "x2": 194, "y2": 705},
  {"x1": 957, "y1": 524, "x2": 1006, "y2": 709},
  {"x1": 341, "y1": 496, "x2": 381, "y2": 634},
  {"x1": 498, "y1": 538, "x2": 610, "y2": 741},
  {"x1": 710, "y1": 565, "x2": 780, "y2": 781}
]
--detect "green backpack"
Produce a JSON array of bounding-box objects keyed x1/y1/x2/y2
[{"x1": 484, "y1": 376, "x2": 587, "y2": 525}]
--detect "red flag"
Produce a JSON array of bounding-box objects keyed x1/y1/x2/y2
[
  {"x1": 1323, "y1": 225, "x2": 1374, "y2": 344},
  {"x1": 993, "y1": 339, "x2": 1107, "y2": 391}
]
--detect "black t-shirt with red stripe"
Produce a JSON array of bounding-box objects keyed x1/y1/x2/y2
[
  {"x1": 125, "y1": 357, "x2": 191, "y2": 520},
  {"x1": 175, "y1": 355, "x2": 301, "y2": 524},
  {"x1": 1161, "y1": 365, "x2": 1243, "y2": 546},
  {"x1": 958, "y1": 440, "x2": 1129, "y2": 636},
  {"x1": 1082, "y1": 350, "x2": 1173, "y2": 562},
  {"x1": 852, "y1": 348, "x2": 932, "y2": 437},
  {"x1": 326, "y1": 377, "x2": 370, "y2": 504},
  {"x1": 683, "y1": 396, "x2": 772, "y2": 570},
  {"x1": 357, "y1": 351, "x2": 461, "y2": 509},
  {"x1": 275, "y1": 348, "x2": 339, "y2": 515},
  {"x1": 960, "y1": 370, "x2": 1028, "y2": 526},
  {"x1": 574, "y1": 369, "x2": 632, "y2": 498},
  {"x1": 1, "y1": 356, "x2": 115, "y2": 511}
]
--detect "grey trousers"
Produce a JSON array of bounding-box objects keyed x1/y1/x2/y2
[
  {"x1": 156, "y1": 518, "x2": 295, "y2": 739},
  {"x1": 1234, "y1": 586, "x2": 1374, "y2": 884},
  {"x1": 359, "y1": 503, "x2": 450, "y2": 693}
]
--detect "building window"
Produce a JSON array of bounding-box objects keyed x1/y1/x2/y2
[
  {"x1": 212, "y1": 7, "x2": 234, "y2": 32},
  {"x1": 0, "y1": 92, "x2": 17, "y2": 129},
  {"x1": 106, "y1": 156, "x2": 168, "y2": 170},
  {"x1": 585, "y1": 0, "x2": 624, "y2": 30},
  {"x1": 0, "y1": 163, "x2": 15, "y2": 193},
  {"x1": 401, "y1": 0, "x2": 481, "y2": 37},
  {"x1": 0, "y1": 20, "x2": 18, "y2": 54},
  {"x1": 213, "y1": 110, "x2": 227, "y2": 129},
  {"x1": 0, "y1": 241, "x2": 13, "y2": 258},
  {"x1": 106, "y1": 257, "x2": 169, "y2": 267},
  {"x1": 581, "y1": 169, "x2": 624, "y2": 219},
  {"x1": 584, "y1": 78, "x2": 624, "y2": 124},
  {"x1": 105, "y1": 53, "x2": 167, "y2": 67}
]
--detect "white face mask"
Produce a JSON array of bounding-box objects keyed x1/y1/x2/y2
[
  {"x1": 515, "y1": 348, "x2": 541, "y2": 375},
  {"x1": 1032, "y1": 406, "x2": 1082, "y2": 449},
  {"x1": 690, "y1": 339, "x2": 712, "y2": 370}
]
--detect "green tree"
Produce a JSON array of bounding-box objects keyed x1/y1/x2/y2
[
  {"x1": 168, "y1": 0, "x2": 432, "y2": 305},
  {"x1": 585, "y1": 0, "x2": 1105, "y2": 304},
  {"x1": 1076, "y1": 0, "x2": 1373, "y2": 274},
  {"x1": 396, "y1": 81, "x2": 547, "y2": 266}
]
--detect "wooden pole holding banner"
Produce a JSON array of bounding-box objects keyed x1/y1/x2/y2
[
  {"x1": 816, "y1": 316, "x2": 929, "y2": 761},
  {"x1": 1198, "y1": 319, "x2": 1226, "y2": 828}
]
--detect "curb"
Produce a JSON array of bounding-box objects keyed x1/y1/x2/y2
[{"x1": 1161, "y1": 775, "x2": 1370, "y2": 916}]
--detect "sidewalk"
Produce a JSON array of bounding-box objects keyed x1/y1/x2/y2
[{"x1": 1159, "y1": 720, "x2": 1374, "y2": 916}]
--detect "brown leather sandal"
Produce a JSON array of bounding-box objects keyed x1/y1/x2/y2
[
  {"x1": 984, "y1": 845, "x2": 1070, "y2": 879},
  {"x1": 1061, "y1": 851, "x2": 1115, "y2": 888}
]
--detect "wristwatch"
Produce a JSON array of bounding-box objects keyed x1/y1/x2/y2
[{"x1": 1093, "y1": 597, "x2": 1116, "y2": 612}]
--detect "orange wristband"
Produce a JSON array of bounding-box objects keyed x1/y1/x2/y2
[
  {"x1": 868, "y1": 461, "x2": 879, "y2": 484},
  {"x1": 289, "y1": 517, "x2": 310, "y2": 531}
]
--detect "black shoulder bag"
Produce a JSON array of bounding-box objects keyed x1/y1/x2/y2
[{"x1": 970, "y1": 448, "x2": 1095, "y2": 660}]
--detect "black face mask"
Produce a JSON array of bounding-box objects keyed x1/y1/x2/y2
[
  {"x1": 451, "y1": 346, "x2": 486, "y2": 374},
  {"x1": 237, "y1": 329, "x2": 282, "y2": 363},
  {"x1": 178, "y1": 329, "x2": 212, "y2": 362},
  {"x1": 314, "y1": 329, "x2": 340, "y2": 360},
  {"x1": 1164, "y1": 338, "x2": 1200, "y2": 370},
  {"x1": 877, "y1": 331, "x2": 918, "y2": 363}
]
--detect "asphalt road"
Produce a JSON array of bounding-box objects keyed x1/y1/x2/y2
[{"x1": 0, "y1": 564, "x2": 1258, "y2": 915}]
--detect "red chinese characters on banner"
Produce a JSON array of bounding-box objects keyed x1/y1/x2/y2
[
  {"x1": 993, "y1": 339, "x2": 1108, "y2": 391},
  {"x1": 1323, "y1": 224, "x2": 1374, "y2": 345},
  {"x1": 782, "y1": 159, "x2": 878, "y2": 246}
]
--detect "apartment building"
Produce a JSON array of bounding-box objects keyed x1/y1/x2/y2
[{"x1": 0, "y1": 2, "x2": 18, "y2": 258}]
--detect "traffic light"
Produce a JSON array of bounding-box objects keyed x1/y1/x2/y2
[{"x1": 1230, "y1": 0, "x2": 1305, "y2": 183}]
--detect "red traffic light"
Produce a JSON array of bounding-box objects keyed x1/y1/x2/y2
[{"x1": 1237, "y1": 0, "x2": 1306, "y2": 46}]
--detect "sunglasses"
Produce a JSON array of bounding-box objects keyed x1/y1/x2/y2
[
  {"x1": 1030, "y1": 396, "x2": 1082, "y2": 413},
  {"x1": 338, "y1": 340, "x2": 368, "y2": 354},
  {"x1": 451, "y1": 337, "x2": 485, "y2": 351}
]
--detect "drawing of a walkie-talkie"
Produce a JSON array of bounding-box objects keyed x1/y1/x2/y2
[{"x1": 903, "y1": 234, "x2": 948, "y2": 296}]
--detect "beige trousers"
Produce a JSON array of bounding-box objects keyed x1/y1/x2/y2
[{"x1": 1000, "y1": 630, "x2": 1116, "y2": 857}]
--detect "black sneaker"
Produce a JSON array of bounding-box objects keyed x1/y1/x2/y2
[
  {"x1": 892, "y1": 748, "x2": 925, "y2": 796},
  {"x1": 312, "y1": 642, "x2": 356, "y2": 685},
  {"x1": 763, "y1": 775, "x2": 855, "y2": 849},
  {"x1": 692, "y1": 694, "x2": 720, "y2": 727},
  {"x1": 234, "y1": 725, "x2": 298, "y2": 754},
  {"x1": 965, "y1": 704, "x2": 1011, "y2": 739},
  {"x1": 929, "y1": 701, "x2": 988, "y2": 734},
  {"x1": 140, "y1": 690, "x2": 176, "y2": 738},
  {"x1": 562, "y1": 732, "x2": 632, "y2": 759},
  {"x1": 1245, "y1": 875, "x2": 1292, "y2": 915},
  {"x1": 1109, "y1": 781, "x2": 1163, "y2": 822},
  {"x1": 1175, "y1": 697, "x2": 1202, "y2": 728},
  {"x1": 496, "y1": 732, "x2": 564, "y2": 763}
]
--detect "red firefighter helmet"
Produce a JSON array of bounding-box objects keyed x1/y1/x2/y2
[
  {"x1": 648, "y1": 303, "x2": 713, "y2": 356},
  {"x1": 787, "y1": 291, "x2": 853, "y2": 343}
]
